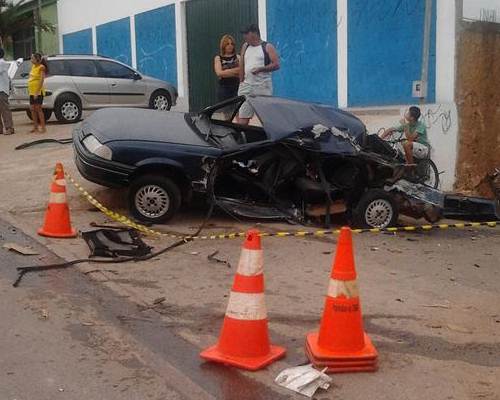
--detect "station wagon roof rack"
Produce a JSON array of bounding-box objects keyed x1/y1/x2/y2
[{"x1": 46, "y1": 54, "x2": 113, "y2": 59}]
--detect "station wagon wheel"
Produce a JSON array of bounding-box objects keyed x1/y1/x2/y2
[
  {"x1": 150, "y1": 90, "x2": 172, "y2": 111},
  {"x1": 128, "y1": 175, "x2": 181, "y2": 224},
  {"x1": 352, "y1": 189, "x2": 399, "y2": 229},
  {"x1": 54, "y1": 93, "x2": 82, "y2": 123}
]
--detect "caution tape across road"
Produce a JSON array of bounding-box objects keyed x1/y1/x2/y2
[{"x1": 65, "y1": 172, "x2": 499, "y2": 241}]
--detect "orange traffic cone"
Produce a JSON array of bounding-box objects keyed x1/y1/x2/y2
[
  {"x1": 38, "y1": 163, "x2": 77, "y2": 238},
  {"x1": 305, "y1": 227, "x2": 378, "y2": 373},
  {"x1": 200, "y1": 229, "x2": 286, "y2": 370}
]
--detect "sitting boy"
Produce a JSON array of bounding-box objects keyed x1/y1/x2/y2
[{"x1": 381, "y1": 106, "x2": 429, "y2": 165}]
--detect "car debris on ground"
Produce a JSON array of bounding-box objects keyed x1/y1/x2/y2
[{"x1": 275, "y1": 364, "x2": 332, "y2": 397}]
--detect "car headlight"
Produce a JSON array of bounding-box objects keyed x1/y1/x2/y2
[{"x1": 82, "y1": 135, "x2": 113, "y2": 160}]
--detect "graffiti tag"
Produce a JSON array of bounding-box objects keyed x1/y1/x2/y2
[{"x1": 423, "y1": 104, "x2": 453, "y2": 134}]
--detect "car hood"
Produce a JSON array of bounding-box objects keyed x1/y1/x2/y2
[
  {"x1": 247, "y1": 96, "x2": 367, "y2": 154},
  {"x1": 81, "y1": 108, "x2": 210, "y2": 147}
]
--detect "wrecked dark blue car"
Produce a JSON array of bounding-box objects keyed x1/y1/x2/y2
[{"x1": 73, "y1": 95, "x2": 499, "y2": 228}]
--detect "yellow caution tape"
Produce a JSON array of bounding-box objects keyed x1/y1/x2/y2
[{"x1": 65, "y1": 172, "x2": 499, "y2": 240}]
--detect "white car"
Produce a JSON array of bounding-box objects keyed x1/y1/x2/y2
[{"x1": 9, "y1": 55, "x2": 178, "y2": 123}]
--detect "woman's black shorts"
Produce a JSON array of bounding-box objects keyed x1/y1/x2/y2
[{"x1": 29, "y1": 95, "x2": 44, "y2": 105}]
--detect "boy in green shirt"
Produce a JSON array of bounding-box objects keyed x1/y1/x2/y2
[{"x1": 381, "y1": 106, "x2": 429, "y2": 165}]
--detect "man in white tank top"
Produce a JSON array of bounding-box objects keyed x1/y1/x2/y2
[{"x1": 237, "y1": 24, "x2": 280, "y2": 125}]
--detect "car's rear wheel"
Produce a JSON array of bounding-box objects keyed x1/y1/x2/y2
[
  {"x1": 149, "y1": 90, "x2": 172, "y2": 111},
  {"x1": 128, "y1": 175, "x2": 181, "y2": 224},
  {"x1": 54, "y1": 94, "x2": 82, "y2": 123},
  {"x1": 352, "y1": 189, "x2": 399, "y2": 229},
  {"x1": 26, "y1": 109, "x2": 52, "y2": 121}
]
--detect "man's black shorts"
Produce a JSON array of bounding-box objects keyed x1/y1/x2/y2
[{"x1": 29, "y1": 95, "x2": 44, "y2": 105}]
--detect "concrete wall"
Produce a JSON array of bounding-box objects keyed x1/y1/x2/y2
[
  {"x1": 267, "y1": 0, "x2": 337, "y2": 105},
  {"x1": 135, "y1": 5, "x2": 177, "y2": 86},
  {"x1": 62, "y1": 28, "x2": 93, "y2": 55},
  {"x1": 96, "y1": 17, "x2": 132, "y2": 65},
  {"x1": 455, "y1": 21, "x2": 500, "y2": 197},
  {"x1": 57, "y1": 0, "x2": 458, "y2": 114},
  {"x1": 58, "y1": 0, "x2": 183, "y2": 95},
  {"x1": 347, "y1": 0, "x2": 436, "y2": 106}
]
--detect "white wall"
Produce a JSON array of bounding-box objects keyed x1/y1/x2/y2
[
  {"x1": 337, "y1": 0, "x2": 348, "y2": 108},
  {"x1": 417, "y1": 103, "x2": 459, "y2": 191},
  {"x1": 57, "y1": 0, "x2": 177, "y2": 35},
  {"x1": 436, "y1": 0, "x2": 456, "y2": 104}
]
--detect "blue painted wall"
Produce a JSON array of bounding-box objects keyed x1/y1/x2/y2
[
  {"x1": 267, "y1": 0, "x2": 337, "y2": 105},
  {"x1": 63, "y1": 29, "x2": 93, "y2": 54},
  {"x1": 96, "y1": 17, "x2": 132, "y2": 65},
  {"x1": 135, "y1": 5, "x2": 177, "y2": 85},
  {"x1": 348, "y1": 0, "x2": 436, "y2": 106}
]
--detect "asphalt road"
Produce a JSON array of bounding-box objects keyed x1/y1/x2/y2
[{"x1": 0, "y1": 217, "x2": 294, "y2": 400}]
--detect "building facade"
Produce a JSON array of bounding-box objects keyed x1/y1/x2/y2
[
  {"x1": 8, "y1": 0, "x2": 59, "y2": 59},
  {"x1": 57, "y1": 0, "x2": 499, "y2": 192},
  {"x1": 57, "y1": 0, "x2": 457, "y2": 111}
]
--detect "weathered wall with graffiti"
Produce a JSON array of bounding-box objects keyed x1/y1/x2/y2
[{"x1": 455, "y1": 21, "x2": 500, "y2": 197}]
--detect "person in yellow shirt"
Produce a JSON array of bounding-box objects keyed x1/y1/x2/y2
[{"x1": 28, "y1": 53, "x2": 48, "y2": 133}]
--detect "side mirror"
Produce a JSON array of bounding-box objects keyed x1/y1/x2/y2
[{"x1": 133, "y1": 72, "x2": 142, "y2": 81}]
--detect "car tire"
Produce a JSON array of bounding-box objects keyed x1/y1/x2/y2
[
  {"x1": 25, "y1": 109, "x2": 53, "y2": 121},
  {"x1": 128, "y1": 175, "x2": 181, "y2": 224},
  {"x1": 149, "y1": 90, "x2": 172, "y2": 111},
  {"x1": 54, "y1": 94, "x2": 82, "y2": 123},
  {"x1": 352, "y1": 189, "x2": 399, "y2": 229}
]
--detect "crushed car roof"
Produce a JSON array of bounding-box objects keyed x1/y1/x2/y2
[{"x1": 247, "y1": 96, "x2": 366, "y2": 144}]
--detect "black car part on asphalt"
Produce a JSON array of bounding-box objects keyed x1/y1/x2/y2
[
  {"x1": 82, "y1": 229, "x2": 152, "y2": 258},
  {"x1": 15, "y1": 137, "x2": 73, "y2": 150}
]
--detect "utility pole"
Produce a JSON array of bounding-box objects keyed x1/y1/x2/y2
[{"x1": 420, "y1": 0, "x2": 433, "y2": 104}]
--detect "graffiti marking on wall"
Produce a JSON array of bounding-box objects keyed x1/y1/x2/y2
[{"x1": 423, "y1": 104, "x2": 452, "y2": 134}]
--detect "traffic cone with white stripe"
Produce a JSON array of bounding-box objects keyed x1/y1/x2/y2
[
  {"x1": 305, "y1": 227, "x2": 378, "y2": 372},
  {"x1": 200, "y1": 229, "x2": 286, "y2": 370},
  {"x1": 38, "y1": 163, "x2": 77, "y2": 238}
]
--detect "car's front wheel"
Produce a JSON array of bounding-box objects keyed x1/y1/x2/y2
[
  {"x1": 54, "y1": 94, "x2": 82, "y2": 123},
  {"x1": 128, "y1": 175, "x2": 181, "y2": 224},
  {"x1": 149, "y1": 90, "x2": 172, "y2": 111},
  {"x1": 352, "y1": 189, "x2": 399, "y2": 229}
]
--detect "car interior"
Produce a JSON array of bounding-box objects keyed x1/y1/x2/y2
[{"x1": 192, "y1": 113, "x2": 268, "y2": 148}]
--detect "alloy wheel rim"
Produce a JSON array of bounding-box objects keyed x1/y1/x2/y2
[
  {"x1": 61, "y1": 102, "x2": 79, "y2": 120},
  {"x1": 135, "y1": 185, "x2": 170, "y2": 219},
  {"x1": 153, "y1": 95, "x2": 170, "y2": 111},
  {"x1": 365, "y1": 199, "x2": 393, "y2": 228}
]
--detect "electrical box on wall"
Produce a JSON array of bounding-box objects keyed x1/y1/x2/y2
[{"x1": 412, "y1": 80, "x2": 427, "y2": 98}]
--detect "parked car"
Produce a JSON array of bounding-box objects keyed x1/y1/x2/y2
[
  {"x1": 9, "y1": 54, "x2": 178, "y2": 123},
  {"x1": 76, "y1": 95, "x2": 442, "y2": 229}
]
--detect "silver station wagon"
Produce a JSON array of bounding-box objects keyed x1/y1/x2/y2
[{"x1": 9, "y1": 55, "x2": 178, "y2": 123}]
